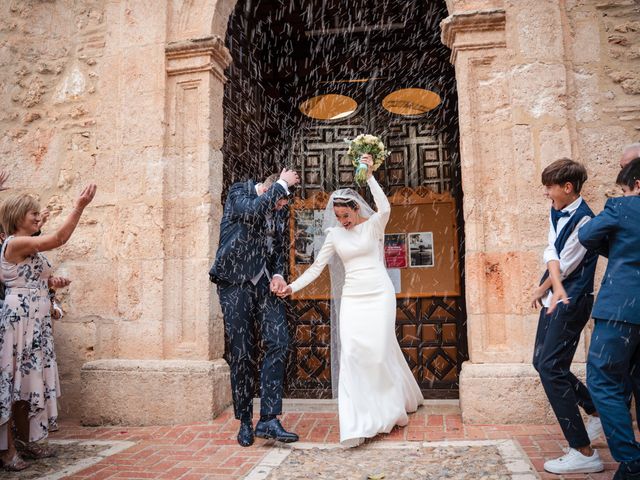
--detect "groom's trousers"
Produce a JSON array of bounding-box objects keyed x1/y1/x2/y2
[{"x1": 218, "y1": 274, "x2": 289, "y2": 422}]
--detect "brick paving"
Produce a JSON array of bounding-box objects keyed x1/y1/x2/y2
[{"x1": 31, "y1": 406, "x2": 632, "y2": 480}]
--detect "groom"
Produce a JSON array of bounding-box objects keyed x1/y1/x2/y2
[{"x1": 209, "y1": 168, "x2": 300, "y2": 447}]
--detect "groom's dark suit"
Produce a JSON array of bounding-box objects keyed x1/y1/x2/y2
[{"x1": 209, "y1": 179, "x2": 290, "y2": 423}]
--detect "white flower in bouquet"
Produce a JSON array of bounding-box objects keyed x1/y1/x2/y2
[{"x1": 344, "y1": 134, "x2": 389, "y2": 185}]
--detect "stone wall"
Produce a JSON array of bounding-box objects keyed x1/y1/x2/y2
[
  {"x1": 0, "y1": 0, "x2": 638, "y2": 424},
  {"x1": 569, "y1": 0, "x2": 640, "y2": 201},
  {"x1": 1, "y1": 0, "x2": 232, "y2": 423},
  {"x1": 0, "y1": 0, "x2": 112, "y2": 417},
  {"x1": 444, "y1": 0, "x2": 639, "y2": 423}
]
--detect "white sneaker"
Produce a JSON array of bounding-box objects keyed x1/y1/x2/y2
[
  {"x1": 543, "y1": 448, "x2": 604, "y2": 474},
  {"x1": 586, "y1": 415, "x2": 604, "y2": 442}
]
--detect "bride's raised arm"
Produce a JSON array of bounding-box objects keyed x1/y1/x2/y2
[
  {"x1": 367, "y1": 174, "x2": 390, "y2": 232},
  {"x1": 287, "y1": 230, "x2": 336, "y2": 294}
]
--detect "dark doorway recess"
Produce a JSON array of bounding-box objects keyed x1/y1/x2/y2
[{"x1": 223, "y1": 0, "x2": 467, "y2": 399}]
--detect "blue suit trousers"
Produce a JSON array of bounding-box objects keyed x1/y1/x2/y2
[
  {"x1": 218, "y1": 274, "x2": 289, "y2": 422},
  {"x1": 588, "y1": 318, "x2": 640, "y2": 465}
]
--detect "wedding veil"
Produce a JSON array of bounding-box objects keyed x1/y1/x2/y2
[{"x1": 323, "y1": 188, "x2": 376, "y2": 397}]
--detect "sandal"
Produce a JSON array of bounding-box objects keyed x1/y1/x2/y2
[
  {"x1": 15, "y1": 439, "x2": 56, "y2": 459},
  {"x1": 0, "y1": 452, "x2": 29, "y2": 471}
]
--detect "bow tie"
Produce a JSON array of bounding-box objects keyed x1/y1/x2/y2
[{"x1": 551, "y1": 208, "x2": 571, "y2": 231}]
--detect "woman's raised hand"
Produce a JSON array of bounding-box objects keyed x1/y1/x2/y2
[
  {"x1": 74, "y1": 184, "x2": 97, "y2": 211},
  {"x1": 38, "y1": 209, "x2": 50, "y2": 229},
  {"x1": 361, "y1": 153, "x2": 374, "y2": 179}
]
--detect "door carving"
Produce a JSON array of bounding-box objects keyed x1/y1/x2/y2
[{"x1": 285, "y1": 114, "x2": 467, "y2": 399}]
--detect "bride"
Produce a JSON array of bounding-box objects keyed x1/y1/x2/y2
[{"x1": 278, "y1": 154, "x2": 423, "y2": 447}]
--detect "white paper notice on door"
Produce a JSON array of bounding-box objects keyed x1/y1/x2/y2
[{"x1": 386, "y1": 268, "x2": 401, "y2": 293}]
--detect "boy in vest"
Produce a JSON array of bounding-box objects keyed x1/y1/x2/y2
[
  {"x1": 579, "y1": 157, "x2": 640, "y2": 480},
  {"x1": 530, "y1": 158, "x2": 604, "y2": 474}
]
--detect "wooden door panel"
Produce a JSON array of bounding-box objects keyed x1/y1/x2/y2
[{"x1": 284, "y1": 120, "x2": 466, "y2": 399}]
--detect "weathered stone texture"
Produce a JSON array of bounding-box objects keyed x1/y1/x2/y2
[
  {"x1": 444, "y1": 0, "x2": 640, "y2": 423},
  {"x1": 460, "y1": 363, "x2": 564, "y2": 424},
  {"x1": 1, "y1": 0, "x2": 638, "y2": 426},
  {"x1": 0, "y1": 0, "x2": 232, "y2": 423},
  {"x1": 568, "y1": 0, "x2": 640, "y2": 205},
  {"x1": 0, "y1": 0, "x2": 112, "y2": 419},
  {"x1": 80, "y1": 359, "x2": 231, "y2": 425}
]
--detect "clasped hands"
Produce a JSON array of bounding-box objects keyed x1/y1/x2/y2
[{"x1": 270, "y1": 276, "x2": 292, "y2": 298}]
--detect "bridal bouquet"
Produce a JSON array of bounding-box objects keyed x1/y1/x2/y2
[{"x1": 344, "y1": 134, "x2": 389, "y2": 185}]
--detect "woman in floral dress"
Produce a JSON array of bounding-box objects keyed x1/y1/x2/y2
[{"x1": 0, "y1": 184, "x2": 96, "y2": 471}]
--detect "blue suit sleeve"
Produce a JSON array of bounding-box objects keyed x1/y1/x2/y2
[
  {"x1": 228, "y1": 182, "x2": 286, "y2": 223},
  {"x1": 578, "y1": 198, "x2": 619, "y2": 250}
]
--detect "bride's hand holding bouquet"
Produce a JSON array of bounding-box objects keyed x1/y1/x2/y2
[
  {"x1": 345, "y1": 134, "x2": 388, "y2": 185},
  {"x1": 359, "y1": 153, "x2": 374, "y2": 180}
]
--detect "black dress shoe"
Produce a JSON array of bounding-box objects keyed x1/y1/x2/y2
[
  {"x1": 254, "y1": 418, "x2": 299, "y2": 443},
  {"x1": 237, "y1": 422, "x2": 254, "y2": 447}
]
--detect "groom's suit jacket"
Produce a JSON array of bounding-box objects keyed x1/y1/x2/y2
[{"x1": 209, "y1": 180, "x2": 288, "y2": 285}]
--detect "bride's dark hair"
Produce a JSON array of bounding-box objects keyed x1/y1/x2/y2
[{"x1": 333, "y1": 198, "x2": 359, "y2": 210}]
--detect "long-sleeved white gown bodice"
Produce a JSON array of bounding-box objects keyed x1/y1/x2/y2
[{"x1": 290, "y1": 176, "x2": 423, "y2": 446}]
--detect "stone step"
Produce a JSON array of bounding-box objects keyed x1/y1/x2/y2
[{"x1": 253, "y1": 398, "x2": 461, "y2": 414}]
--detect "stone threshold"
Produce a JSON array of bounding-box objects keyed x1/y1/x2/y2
[{"x1": 254, "y1": 398, "x2": 460, "y2": 414}]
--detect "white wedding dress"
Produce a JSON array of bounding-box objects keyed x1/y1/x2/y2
[{"x1": 290, "y1": 176, "x2": 423, "y2": 446}]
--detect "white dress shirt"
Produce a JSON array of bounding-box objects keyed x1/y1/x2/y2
[{"x1": 541, "y1": 196, "x2": 591, "y2": 308}]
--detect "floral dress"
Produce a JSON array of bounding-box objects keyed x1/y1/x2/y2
[{"x1": 0, "y1": 236, "x2": 60, "y2": 450}]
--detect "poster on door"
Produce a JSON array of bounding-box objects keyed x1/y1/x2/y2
[
  {"x1": 408, "y1": 232, "x2": 434, "y2": 268},
  {"x1": 294, "y1": 210, "x2": 325, "y2": 264},
  {"x1": 384, "y1": 233, "x2": 408, "y2": 268},
  {"x1": 294, "y1": 210, "x2": 314, "y2": 264}
]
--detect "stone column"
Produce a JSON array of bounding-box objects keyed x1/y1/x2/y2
[
  {"x1": 162, "y1": 37, "x2": 230, "y2": 361},
  {"x1": 80, "y1": 37, "x2": 232, "y2": 425},
  {"x1": 441, "y1": 1, "x2": 583, "y2": 424}
]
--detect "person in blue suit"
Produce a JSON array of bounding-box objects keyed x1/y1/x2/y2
[
  {"x1": 209, "y1": 168, "x2": 300, "y2": 447},
  {"x1": 579, "y1": 157, "x2": 640, "y2": 480}
]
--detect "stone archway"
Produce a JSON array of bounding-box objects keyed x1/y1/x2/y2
[
  {"x1": 222, "y1": 0, "x2": 467, "y2": 399},
  {"x1": 191, "y1": 0, "x2": 586, "y2": 425},
  {"x1": 80, "y1": 0, "x2": 591, "y2": 426}
]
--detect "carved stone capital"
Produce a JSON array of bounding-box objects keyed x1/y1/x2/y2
[
  {"x1": 165, "y1": 36, "x2": 232, "y2": 82},
  {"x1": 440, "y1": 9, "x2": 506, "y2": 63}
]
